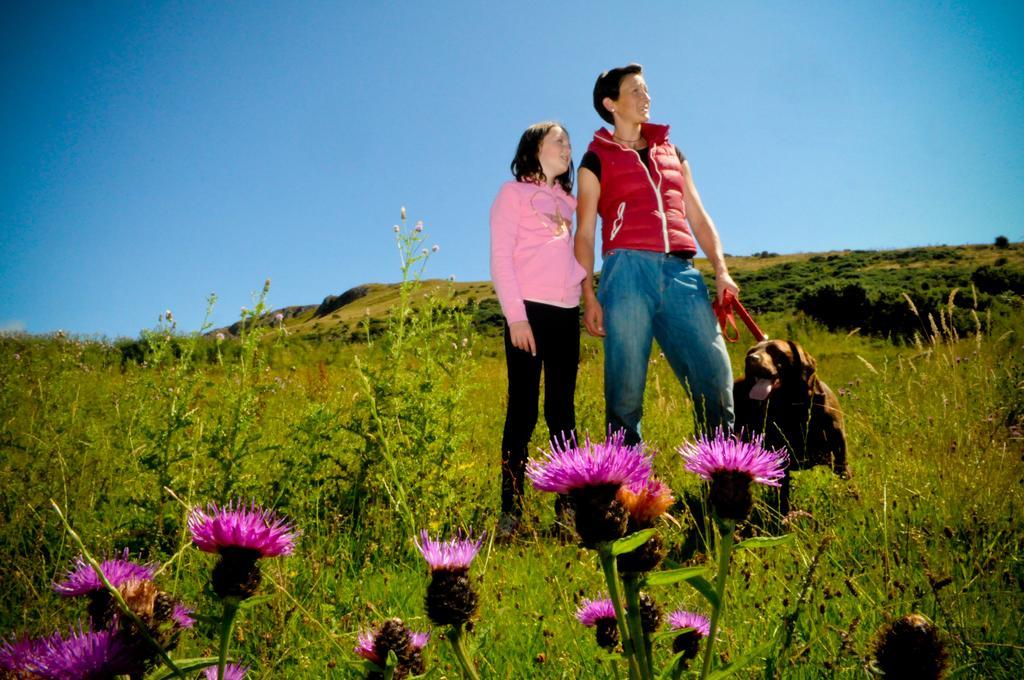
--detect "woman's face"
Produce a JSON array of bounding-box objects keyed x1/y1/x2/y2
[
  {"x1": 537, "y1": 126, "x2": 571, "y2": 182},
  {"x1": 611, "y1": 74, "x2": 651, "y2": 125}
]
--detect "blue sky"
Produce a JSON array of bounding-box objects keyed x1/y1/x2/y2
[{"x1": 1, "y1": 1, "x2": 1021, "y2": 338}]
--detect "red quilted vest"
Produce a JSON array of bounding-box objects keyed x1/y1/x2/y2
[{"x1": 587, "y1": 124, "x2": 696, "y2": 256}]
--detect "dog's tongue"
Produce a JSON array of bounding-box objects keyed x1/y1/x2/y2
[{"x1": 749, "y1": 378, "x2": 774, "y2": 401}]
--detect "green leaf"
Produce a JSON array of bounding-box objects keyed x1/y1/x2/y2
[
  {"x1": 649, "y1": 629, "x2": 677, "y2": 643},
  {"x1": 685, "y1": 575, "x2": 720, "y2": 608},
  {"x1": 705, "y1": 641, "x2": 773, "y2": 679},
  {"x1": 237, "y1": 593, "x2": 275, "y2": 610},
  {"x1": 146, "y1": 657, "x2": 218, "y2": 680},
  {"x1": 734, "y1": 534, "x2": 794, "y2": 551},
  {"x1": 656, "y1": 649, "x2": 689, "y2": 679},
  {"x1": 610, "y1": 528, "x2": 657, "y2": 556},
  {"x1": 642, "y1": 566, "x2": 709, "y2": 587}
]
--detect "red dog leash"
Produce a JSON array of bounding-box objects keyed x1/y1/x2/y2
[{"x1": 712, "y1": 290, "x2": 767, "y2": 343}]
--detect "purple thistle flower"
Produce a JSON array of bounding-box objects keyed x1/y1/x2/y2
[
  {"x1": 414, "y1": 221, "x2": 424, "y2": 232},
  {"x1": 576, "y1": 597, "x2": 620, "y2": 650},
  {"x1": 667, "y1": 610, "x2": 711, "y2": 668},
  {"x1": 678, "y1": 430, "x2": 787, "y2": 487},
  {"x1": 667, "y1": 610, "x2": 710, "y2": 637},
  {"x1": 415, "y1": 530, "x2": 482, "y2": 572},
  {"x1": 528, "y1": 431, "x2": 653, "y2": 546},
  {"x1": 431, "y1": 244, "x2": 440, "y2": 253},
  {"x1": 410, "y1": 631, "x2": 430, "y2": 650},
  {"x1": 53, "y1": 549, "x2": 156, "y2": 597},
  {"x1": 204, "y1": 662, "x2": 249, "y2": 679},
  {"x1": 189, "y1": 501, "x2": 296, "y2": 599},
  {"x1": 187, "y1": 502, "x2": 296, "y2": 558},
  {"x1": 526, "y1": 430, "x2": 653, "y2": 494},
  {"x1": 172, "y1": 602, "x2": 195, "y2": 629},
  {"x1": 34, "y1": 624, "x2": 140, "y2": 679},
  {"x1": 417, "y1": 531, "x2": 482, "y2": 626},
  {"x1": 679, "y1": 430, "x2": 788, "y2": 521},
  {"x1": 0, "y1": 634, "x2": 48, "y2": 675},
  {"x1": 355, "y1": 620, "x2": 427, "y2": 675},
  {"x1": 355, "y1": 630, "x2": 382, "y2": 665},
  {"x1": 576, "y1": 598, "x2": 617, "y2": 627}
]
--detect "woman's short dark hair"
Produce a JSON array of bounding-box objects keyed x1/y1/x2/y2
[
  {"x1": 510, "y1": 121, "x2": 574, "y2": 193},
  {"x1": 593, "y1": 63, "x2": 643, "y2": 124}
]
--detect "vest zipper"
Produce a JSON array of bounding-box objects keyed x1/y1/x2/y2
[
  {"x1": 610, "y1": 201, "x2": 626, "y2": 240},
  {"x1": 626, "y1": 146, "x2": 670, "y2": 252}
]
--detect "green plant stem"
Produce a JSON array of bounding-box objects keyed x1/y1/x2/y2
[
  {"x1": 354, "y1": 356, "x2": 415, "y2": 538},
  {"x1": 599, "y1": 547, "x2": 642, "y2": 680},
  {"x1": 50, "y1": 500, "x2": 185, "y2": 678},
  {"x1": 700, "y1": 519, "x2": 736, "y2": 679},
  {"x1": 622, "y1": 574, "x2": 652, "y2": 680},
  {"x1": 217, "y1": 599, "x2": 241, "y2": 680},
  {"x1": 448, "y1": 623, "x2": 481, "y2": 680}
]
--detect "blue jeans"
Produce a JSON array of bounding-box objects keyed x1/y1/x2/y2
[{"x1": 598, "y1": 249, "x2": 734, "y2": 444}]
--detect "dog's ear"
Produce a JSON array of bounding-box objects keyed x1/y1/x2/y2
[{"x1": 788, "y1": 341, "x2": 817, "y2": 386}]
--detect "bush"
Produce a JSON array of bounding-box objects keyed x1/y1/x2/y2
[
  {"x1": 470, "y1": 298, "x2": 505, "y2": 335},
  {"x1": 795, "y1": 283, "x2": 984, "y2": 340},
  {"x1": 972, "y1": 265, "x2": 1024, "y2": 295},
  {"x1": 995, "y1": 235, "x2": 1010, "y2": 249}
]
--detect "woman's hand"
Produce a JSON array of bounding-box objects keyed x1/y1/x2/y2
[
  {"x1": 715, "y1": 271, "x2": 740, "y2": 304},
  {"x1": 583, "y1": 294, "x2": 606, "y2": 337},
  {"x1": 509, "y1": 320, "x2": 537, "y2": 356}
]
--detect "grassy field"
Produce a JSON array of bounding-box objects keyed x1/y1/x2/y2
[{"x1": 1, "y1": 239, "x2": 1023, "y2": 678}]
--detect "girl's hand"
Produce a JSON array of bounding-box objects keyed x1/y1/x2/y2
[{"x1": 509, "y1": 321, "x2": 537, "y2": 356}]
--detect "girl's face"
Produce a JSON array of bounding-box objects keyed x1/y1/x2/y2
[
  {"x1": 537, "y1": 126, "x2": 571, "y2": 183},
  {"x1": 611, "y1": 74, "x2": 651, "y2": 125}
]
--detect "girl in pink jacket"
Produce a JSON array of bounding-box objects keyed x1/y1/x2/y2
[{"x1": 490, "y1": 121, "x2": 586, "y2": 540}]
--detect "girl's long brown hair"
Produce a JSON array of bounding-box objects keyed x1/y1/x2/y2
[{"x1": 510, "y1": 121, "x2": 574, "y2": 193}]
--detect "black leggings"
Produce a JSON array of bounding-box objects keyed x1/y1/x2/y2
[{"x1": 501, "y1": 301, "x2": 580, "y2": 516}]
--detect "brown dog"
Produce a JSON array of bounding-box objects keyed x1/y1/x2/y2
[{"x1": 733, "y1": 339, "x2": 848, "y2": 517}]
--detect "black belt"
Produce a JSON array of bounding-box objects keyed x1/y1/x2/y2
[{"x1": 668, "y1": 250, "x2": 696, "y2": 261}]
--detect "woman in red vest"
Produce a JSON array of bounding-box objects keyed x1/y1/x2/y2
[{"x1": 574, "y1": 63, "x2": 737, "y2": 444}]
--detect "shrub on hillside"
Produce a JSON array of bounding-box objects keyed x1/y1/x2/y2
[
  {"x1": 796, "y1": 283, "x2": 984, "y2": 340},
  {"x1": 468, "y1": 298, "x2": 504, "y2": 335},
  {"x1": 972, "y1": 264, "x2": 1024, "y2": 295}
]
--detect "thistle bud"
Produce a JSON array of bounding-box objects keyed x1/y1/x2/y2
[{"x1": 872, "y1": 614, "x2": 948, "y2": 679}]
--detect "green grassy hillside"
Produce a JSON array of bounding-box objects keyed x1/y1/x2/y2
[{"x1": 213, "y1": 242, "x2": 1023, "y2": 346}]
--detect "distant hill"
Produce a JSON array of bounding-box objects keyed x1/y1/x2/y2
[
  {"x1": 212, "y1": 242, "x2": 1023, "y2": 343},
  {"x1": 208, "y1": 279, "x2": 500, "y2": 342}
]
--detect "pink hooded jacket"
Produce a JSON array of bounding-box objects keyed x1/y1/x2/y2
[{"x1": 489, "y1": 180, "x2": 586, "y2": 324}]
